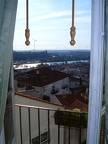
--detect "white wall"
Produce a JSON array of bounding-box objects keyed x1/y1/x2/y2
[
  {"x1": 15, "y1": 94, "x2": 87, "y2": 144},
  {"x1": 64, "y1": 128, "x2": 87, "y2": 144},
  {"x1": 17, "y1": 77, "x2": 71, "y2": 105},
  {"x1": 15, "y1": 94, "x2": 64, "y2": 144},
  {"x1": 69, "y1": 81, "x2": 80, "y2": 88},
  {"x1": 14, "y1": 77, "x2": 71, "y2": 104}
]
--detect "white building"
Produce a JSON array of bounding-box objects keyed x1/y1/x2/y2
[{"x1": 15, "y1": 67, "x2": 71, "y2": 104}]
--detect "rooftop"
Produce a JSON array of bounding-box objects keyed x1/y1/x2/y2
[
  {"x1": 15, "y1": 67, "x2": 70, "y2": 87},
  {"x1": 56, "y1": 93, "x2": 88, "y2": 111}
]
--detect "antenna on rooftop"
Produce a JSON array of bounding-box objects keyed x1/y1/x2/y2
[{"x1": 32, "y1": 38, "x2": 37, "y2": 52}]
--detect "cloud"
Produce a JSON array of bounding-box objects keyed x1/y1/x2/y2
[
  {"x1": 75, "y1": 10, "x2": 90, "y2": 15},
  {"x1": 14, "y1": 0, "x2": 91, "y2": 51},
  {"x1": 63, "y1": 15, "x2": 91, "y2": 24},
  {"x1": 30, "y1": 11, "x2": 71, "y2": 22},
  {"x1": 16, "y1": 12, "x2": 25, "y2": 20},
  {"x1": 75, "y1": 16, "x2": 91, "y2": 23}
]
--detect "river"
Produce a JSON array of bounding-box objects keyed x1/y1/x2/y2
[{"x1": 14, "y1": 60, "x2": 89, "y2": 70}]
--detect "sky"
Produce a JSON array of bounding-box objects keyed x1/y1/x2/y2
[{"x1": 13, "y1": 0, "x2": 91, "y2": 51}]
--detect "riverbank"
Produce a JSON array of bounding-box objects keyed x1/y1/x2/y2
[{"x1": 14, "y1": 60, "x2": 90, "y2": 70}]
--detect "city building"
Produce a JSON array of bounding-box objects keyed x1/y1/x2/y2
[
  {"x1": 14, "y1": 67, "x2": 71, "y2": 104},
  {"x1": 0, "y1": 0, "x2": 107, "y2": 144}
]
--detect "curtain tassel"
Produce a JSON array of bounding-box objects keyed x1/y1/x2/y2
[
  {"x1": 25, "y1": 0, "x2": 30, "y2": 46},
  {"x1": 70, "y1": 0, "x2": 76, "y2": 46}
]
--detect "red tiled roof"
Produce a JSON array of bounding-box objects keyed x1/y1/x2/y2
[
  {"x1": 56, "y1": 93, "x2": 88, "y2": 111},
  {"x1": 15, "y1": 67, "x2": 70, "y2": 87},
  {"x1": 68, "y1": 99, "x2": 88, "y2": 111}
]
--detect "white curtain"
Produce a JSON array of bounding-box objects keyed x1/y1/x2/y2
[
  {"x1": 0, "y1": 0, "x2": 18, "y2": 133},
  {"x1": 105, "y1": 0, "x2": 108, "y2": 143}
]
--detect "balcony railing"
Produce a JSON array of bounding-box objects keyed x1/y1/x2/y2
[{"x1": 15, "y1": 104, "x2": 88, "y2": 144}]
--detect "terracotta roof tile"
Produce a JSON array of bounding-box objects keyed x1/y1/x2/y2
[
  {"x1": 68, "y1": 99, "x2": 88, "y2": 111},
  {"x1": 56, "y1": 93, "x2": 88, "y2": 110},
  {"x1": 15, "y1": 67, "x2": 70, "y2": 87}
]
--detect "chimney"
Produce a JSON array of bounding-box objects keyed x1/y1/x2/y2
[
  {"x1": 51, "y1": 67, "x2": 54, "y2": 71},
  {"x1": 36, "y1": 70, "x2": 39, "y2": 74}
]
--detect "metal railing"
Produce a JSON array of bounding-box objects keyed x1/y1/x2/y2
[{"x1": 15, "y1": 104, "x2": 88, "y2": 144}]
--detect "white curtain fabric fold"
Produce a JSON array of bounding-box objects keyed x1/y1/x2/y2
[
  {"x1": 105, "y1": 0, "x2": 108, "y2": 143},
  {"x1": 87, "y1": 0, "x2": 105, "y2": 143},
  {"x1": 0, "y1": 0, "x2": 18, "y2": 133}
]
